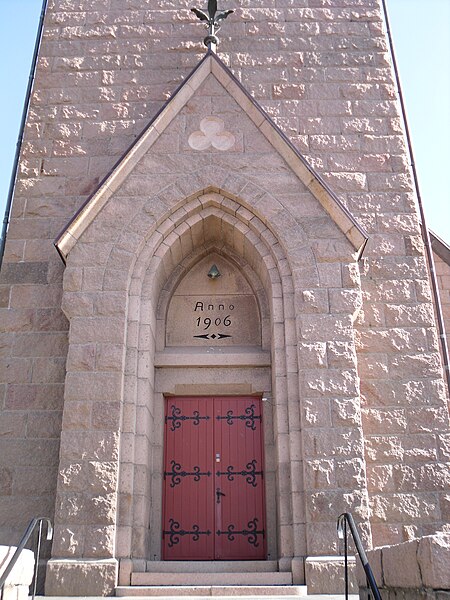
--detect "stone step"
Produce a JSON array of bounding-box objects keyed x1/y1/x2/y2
[
  {"x1": 144, "y1": 560, "x2": 279, "y2": 573},
  {"x1": 36, "y1": 595, "x2": 359, "y2": 600},
  {"x1": 115, "y1": 585, "x2": 308, "y2": 597},
  {"x1": 131, "y1": 572, "x2": 292, "y2": 586}
]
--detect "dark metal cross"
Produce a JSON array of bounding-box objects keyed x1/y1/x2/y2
[{"x1": 191, "y1": 0, "x2": 234, "y2": 52}]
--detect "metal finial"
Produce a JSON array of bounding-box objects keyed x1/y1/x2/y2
[{"x1": 191, "y1": 0, "x2": 234, "y2": 52}]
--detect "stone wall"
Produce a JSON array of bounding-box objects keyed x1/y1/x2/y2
[
  {"x1": 0, "y1": 0, "x2": 448, "y2": 564},
  {"x1": 357, "y1": 532, "x2": 450, "y2": 600},
  {"x1": 0, "y1": 545, "x2": 35, "y2": 600}
]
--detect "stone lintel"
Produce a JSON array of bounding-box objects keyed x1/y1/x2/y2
[{"x1": 155, "y1": 349, "x2": 271, "y2": 368}]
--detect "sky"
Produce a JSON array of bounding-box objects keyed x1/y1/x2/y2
[{"x1": 0, "y1": 0, "x2": 449, "y2": 243}]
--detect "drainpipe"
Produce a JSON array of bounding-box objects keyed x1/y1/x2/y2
[
  {"x1": 0, "y1": 0, "x2": 49, "y2": 269},
  {"x1": 381, "y1": 0, "x2": 450, "y2": 392}
]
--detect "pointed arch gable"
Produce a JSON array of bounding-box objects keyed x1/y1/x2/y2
[
  {"x1": 124, "y1": 190, "x2": 296, "y2": 334},
  {"x1": 55, "y1": 52, "x2": 368, "y2": 264},
  {"x1": 62, "y1": 164, "x2": 355, "y2": 305}
]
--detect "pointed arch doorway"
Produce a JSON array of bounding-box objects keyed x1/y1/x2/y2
[
  {"x1": 162, "y1": 395, "x2": 266, "y2": 560},
  {"x1": 114, "y1": 190, "x2": 299, "y2": 569},
  {"x1": 158, "y1": 249, "x2": 271, "y2": 560}
]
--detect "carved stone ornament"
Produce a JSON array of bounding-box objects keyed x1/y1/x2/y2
[{"x1": 188, "y1": 116, "x2": 235, "y2": 151}]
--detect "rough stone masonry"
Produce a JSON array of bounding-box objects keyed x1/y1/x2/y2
[{"x1": 0, "y1": 0, "x2": 449, "y2": 596}]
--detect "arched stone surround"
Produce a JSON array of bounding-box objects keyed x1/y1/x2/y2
[
  {"x1": 115, "y1": 190, "x2": 301, "y2": 571},
  {"x1": 49, "y1": 170, "x2": 370, "y2": 592},
  {"x1": 141, "y1": 246, "x2": 276, "y2": 561}
]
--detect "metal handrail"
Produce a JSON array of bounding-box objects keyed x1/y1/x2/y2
[
  {"x1": 0, "y1": 517, "x2": 53, "y2": 600},
  {"x1": 337, "y1": 512, "x2": 381, "y2": 600}
]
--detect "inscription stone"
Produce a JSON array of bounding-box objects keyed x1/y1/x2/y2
[{"x1": 166, "y1": 254, "x2": 261, "y2": 347}]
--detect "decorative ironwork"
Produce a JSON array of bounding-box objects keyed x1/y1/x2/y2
[
  {"x1": 216, "y1": 518, "x2": 265, "y2": 547},
  {"x1": 216, "y1": 459, "x2": 263, "y2": 487},
  {"x1": 164, "y1": 460, "x2": 211, "y2": 488},
  {"x1": 163, "y1": 518, "x2": 211, "y2": 547},
  {"x1": 166, "y1": 405, "x2": 210, "y2": 431},
  {"x1": 216, "y1": 404, "x2": 261, "y2": 430},
  {"x1": 191, "y1": 0, "x2": 234, "y2": 50}
]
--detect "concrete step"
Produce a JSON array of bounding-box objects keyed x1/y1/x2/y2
[
  {"x1": 131, "y1": 572, "x2": 292, "y2": 586},
  {"x1": 116, "y1": 585, "x2": 308, "y2": 597},
  {"x1": 144, "y1": 560, "x2": 279, "y2": 573}
]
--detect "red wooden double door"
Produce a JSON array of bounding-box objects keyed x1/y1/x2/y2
[{"x1": 162, "y1": 396, "x2": 266, "y2": 560}]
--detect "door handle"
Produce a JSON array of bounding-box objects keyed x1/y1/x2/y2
[{"x1": 216, "y1": 488, "x2": 226, "y2": 504}]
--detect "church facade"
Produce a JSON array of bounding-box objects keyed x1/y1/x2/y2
[{"x1": 0, "y1": 0, "x2": 449, "y2": 596}]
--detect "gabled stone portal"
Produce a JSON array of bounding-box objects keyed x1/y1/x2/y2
[{"x1": 47, "y1": 51, "x2": 371, "y2": 595}]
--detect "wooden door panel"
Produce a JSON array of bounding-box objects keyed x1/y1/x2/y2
[
  {"x1": 214, "y1": 397, "x2": 266, "y2": 560},
  {"x1": 162, "y1": 397, "x2": 214, "y2": 559},
  {"x1": 162, "y1": 396, "x2": 266, "y2": 560}
]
